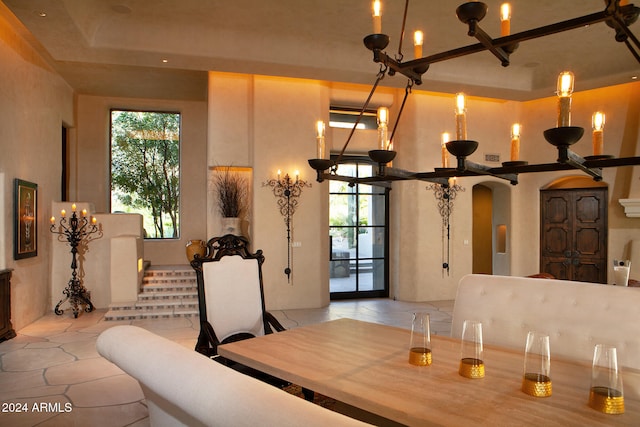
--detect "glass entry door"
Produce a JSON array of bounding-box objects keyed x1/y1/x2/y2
[{"x1": 329, "y1": 160, "x2": 389, "y2": 299}]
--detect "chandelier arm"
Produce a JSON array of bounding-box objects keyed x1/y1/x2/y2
[
  {"x1": 615, "y1": 16, "x2": 640, "y2": 49},
  {"x1": 624, "y1": 38, "x2": 640, "y2": 62},
  {"x1": 395, "y1": 0, "x2": 409, "y2": 62},
  {"x1": 467, "y1": 24, "x2": 510, "y2": 66},
  {"x1": 396, "y1": 10, "x2": 617, "y2": 77},
  {"x1": 334, "y1": 68, "x2": 387, "y2": 164},
  {"x1": 388, "y1": 80, "x2": 413, "y2": 147}
]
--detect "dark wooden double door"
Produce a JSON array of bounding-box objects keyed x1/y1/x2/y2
[{"x1": 540, "y1": 188, "x2": 607, "y2": 283}]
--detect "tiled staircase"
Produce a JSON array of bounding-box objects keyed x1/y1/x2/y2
[{"x1": 104, "y1": 265, "x2": 199, "y2": 321}]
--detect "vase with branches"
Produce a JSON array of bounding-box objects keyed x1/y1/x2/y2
[{"x1": 213, "y1": 167, "x2": 249, "y2": 235}]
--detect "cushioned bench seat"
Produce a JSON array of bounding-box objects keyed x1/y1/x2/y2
[{"x1": 97, "y1": 325, "x2": 370, "y2": 427}]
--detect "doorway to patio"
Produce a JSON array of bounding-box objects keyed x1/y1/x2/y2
[{"x1": 329, "y1": 158, "x2": 389, "y2": 299}]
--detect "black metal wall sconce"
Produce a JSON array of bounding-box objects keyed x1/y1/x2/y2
[
  {"x1": 263, "y1": 171, "x2": 311, "y2": 282},
  {"x1": 427, "y1": 180, "x2": 465, "y2": 276},
  {"x1": 50, "y1": 204, "x2": 103, "y2": 318}
]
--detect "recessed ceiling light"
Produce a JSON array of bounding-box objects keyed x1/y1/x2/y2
[
  {"x1": 37, "y1": 11, "x2": 47, "y2": 17},
  {"x1": 632, "y1": 76, "x2": 638, "y2": 80},
  {"x1": 162, "y1": 59, "x2": 169, "y2": 63}
]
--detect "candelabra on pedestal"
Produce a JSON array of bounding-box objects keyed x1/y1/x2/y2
[
  {"x1": 50, "y1": 205, "x2": 102, "y2": 318},
  {"x1": 263, "y1": 171, "x2": 311, "y2": 282}
]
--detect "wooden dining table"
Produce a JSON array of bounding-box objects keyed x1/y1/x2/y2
[{"x1": 218, "y1": 318, "x2": 640, "y2": 426}]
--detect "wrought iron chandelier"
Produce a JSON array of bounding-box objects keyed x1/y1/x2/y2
[{"x1": 308, "y1": 0, "x2": 640, "y2": 187}]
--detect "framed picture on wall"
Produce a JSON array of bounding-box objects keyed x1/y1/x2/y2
[{"x1": 14, "y1": 179, "x2": 37, "y2": 259}]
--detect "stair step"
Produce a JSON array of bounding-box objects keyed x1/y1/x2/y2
[
  {"x1": 103, "y1": 307, "x2": 199, "y2": 321},
  {"x1": 138, "y1": 290, "x2": 197, "y2": 299},
  {"x1": 144, "y1": 265, "x2": 195, "y2": 276},
  {"x1": 142, "y1": 284, "x2": 197, "y2": 293},
  {"x1": 136, "y1": 298, "x2": 198, "y2": 308},
  {"x1": 105, "y1": 264, "x2": 199, "y2": 321}
]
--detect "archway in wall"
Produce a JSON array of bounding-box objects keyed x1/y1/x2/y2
[
  {"x1": 472, "y1": 182, "x2": 512, "y2": 275},
  {"x1": 540, "y1": 175, "x2": 608, "y2": 283}
]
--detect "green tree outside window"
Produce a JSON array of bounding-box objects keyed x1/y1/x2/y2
[{"x1": 110, "y1": 110, "x2": 180, "y2": 238}]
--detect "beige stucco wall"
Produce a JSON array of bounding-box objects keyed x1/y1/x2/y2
[
  {"x1": 71, "y1": 76, "x2": 640, "y2": 307},
  {"x1": 72, "y1": 95, "x2": 208, "y2": 266},
  {"x1": 1, "y1": 0, "x2": 639, "y2": 329},
  {"x1": 0, "y1": 4, "x2": 74, "y2": 330},
  {"x1": 208, "y1": 73, "x2": 332, "y2": 310}
]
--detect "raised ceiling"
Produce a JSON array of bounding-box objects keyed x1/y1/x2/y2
[{"x1": 3, "y1": 0, "x2": 639, "y2": 101}]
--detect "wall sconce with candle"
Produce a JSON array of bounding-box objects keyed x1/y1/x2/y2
[
  {"x1": 427, "y1": 179, "x2": 465, "y2": 276},
  {"x1": 50, "y1": 204, "x2": 103, "y2": 318},
  {"x1": 263, "y1": 171, "x2": 311, "y2": 282}
]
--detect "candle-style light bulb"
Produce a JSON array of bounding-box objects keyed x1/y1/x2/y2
[
  {"x1": 316, "y1": 120, "x2": 326, "y2": 159},
  {"x1": 510, "y1": 123, "x2": 521, "y2": 161},
  {"x1": 592, "y1": 112, "x2": 605, "y2": 156},
  {"x1": 377, "y1": 106, "x2": 388, "y2": 125},
  {"x1": 377, "y1": 106, "x2": 389, "y2": 150},
  {"x1": 50, "y1": 216, "x2": 55, "y2": 224},
  {"x1": 91, "y1": 217, "x2": 97, "y2": 225},
  {"x1": 372, "y1": 0, "x2": 382, "y2": 34},
  {"x1": 441, "y1": 132, "x2": 450, "y2": 168},
  {"x1": 557, "y1": 71, "x2": 574, "y2": 97},
  {"x1": 414, "y1": 30, "x2": 424, "y2": 59},
  {"x1": 556, "y1": 71, "x2": 575, "y2": 127},
  {"x1": 295, "y1": 170, "x2": 300, "y2": 182},
  {"x1": 71, "y1": 203, "x2": 77, "y2": 212},
  {"x1": 454, "y1": 93, "x2": 467, "y2": 140},
  {"x1": 81, "y1": 209, "x2": 87, "y2": 217},
  {"x1": 61, "y1": 209, "x2": 66, "y2": 217},
  {"x1": 500, "y1": 3, "x2": 511, "y2": 36}
]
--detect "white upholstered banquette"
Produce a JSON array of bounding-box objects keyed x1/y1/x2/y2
[{"x1": 96, "y1": 325, "x2": 370, "y2": 427}]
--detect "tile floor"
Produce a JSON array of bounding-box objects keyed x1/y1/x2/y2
[{"x1": 0, "y1": 299, "x2": 453, "y2": 427}]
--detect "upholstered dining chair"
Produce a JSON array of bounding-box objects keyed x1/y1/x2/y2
[
  {"x1": 190, "y1": 234, "x2": 313, "y2": 400},
  {"x1": 190, "y1": 234, "x2": 284, "y2": 359}
]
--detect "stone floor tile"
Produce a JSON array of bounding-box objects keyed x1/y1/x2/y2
[
  {"x1": 0, "y1": 370, "x2": 48, "y2": 394},
  {"x1": 61, "y1": 338, "x2": 102, "y2": 359},
  {"x1": 47, "y1": 331, "x2": 99, "y2": 344},
  {"x1": 45, "y1": 357, "x2": 124, "y2": 386},
  {"x1": 0, "y1": 384, "x2": 68, "y2": 401},
  {"x1": 67, "y1": 375, "x2": 144, "y2": 407},
  {"x1": 24, "y1": 341, "x2": 62, "y2": 349},
  {"x1": 18, "y1": 321, "x2": 73, "y2": 338},
  {"x1": 2, "y1": 348, "x2": 76, "y2": 371}
]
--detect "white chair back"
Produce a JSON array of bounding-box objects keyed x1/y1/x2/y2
[{"x1": 202, "y1": 255, "x2": 265, "y2": 342}]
